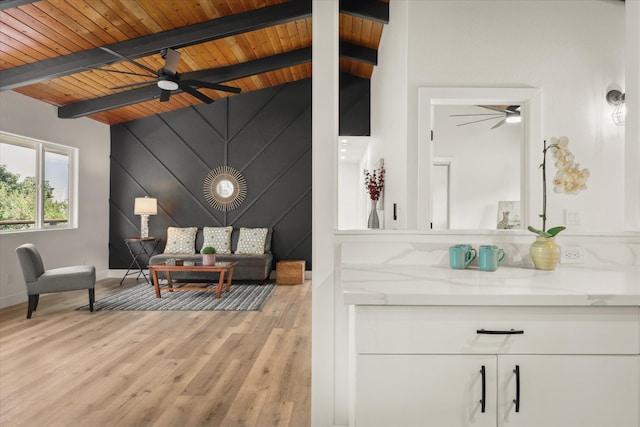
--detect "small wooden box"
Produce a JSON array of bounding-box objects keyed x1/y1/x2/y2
[{"x1": 276, "y1": 260, "x2": 305, "y2": 285}]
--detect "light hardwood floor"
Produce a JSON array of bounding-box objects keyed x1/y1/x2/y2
[{"x1": 0, "y1": 278, "x2": 311, "y2": 427}]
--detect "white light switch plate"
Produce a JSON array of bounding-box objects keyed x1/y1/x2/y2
[{"x1": 565, "y1": 209, "x2": 581, "y2": 226}]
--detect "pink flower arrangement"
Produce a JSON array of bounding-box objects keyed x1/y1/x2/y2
[{"x1": 364, "y1": 167, "x2": 385, "y2": 201}]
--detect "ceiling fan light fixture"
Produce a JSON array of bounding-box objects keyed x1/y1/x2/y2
[
  {"x1": 505, "y1": 112, "x2": 521, "y2": 124},
  {"x1": 157, "y1": 76, "x2": 179, "y2": 91}
]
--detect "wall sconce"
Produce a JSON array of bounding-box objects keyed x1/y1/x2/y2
[
  {"x1": 134, "y1": 196, "x2": 157, "y2": 238},
  {"x1": 606, "y1": 89, "x2": 626, "y2": 126}
]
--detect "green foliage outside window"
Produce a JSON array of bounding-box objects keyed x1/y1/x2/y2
[{"x1": 0, "y1": 164, "x2": 68, "y2": 231}]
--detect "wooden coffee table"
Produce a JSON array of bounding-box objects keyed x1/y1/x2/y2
[{"x1": 149, "y1": 261, "x2": 239, "y2": 299}]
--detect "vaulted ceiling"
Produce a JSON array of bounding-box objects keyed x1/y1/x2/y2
[{"x1": 0, "y1": 0, "x2": 388, "y2": 125}]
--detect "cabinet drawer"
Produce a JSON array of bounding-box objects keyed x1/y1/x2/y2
[{"x1": 355, "y1": 305, "x2": 639, "y2": 355}]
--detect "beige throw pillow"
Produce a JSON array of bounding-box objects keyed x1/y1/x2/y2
[
  {"x1": 235, "y1": 227, "x2": 268, "y2": 255},
  {"x1": 163, "y1": 227, "x2": 197, "y2": 254},
  {"x1": 201, "y1": 226, "x2": 232, "y2": 254}
]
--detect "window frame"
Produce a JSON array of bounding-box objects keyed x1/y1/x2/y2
[{"x1": 0, "y1": 131, "x2": 77, "y2": 233}]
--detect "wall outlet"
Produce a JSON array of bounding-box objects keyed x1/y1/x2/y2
[{"x1": 561, "y1": 247, "x2": 585, "y2": 264}]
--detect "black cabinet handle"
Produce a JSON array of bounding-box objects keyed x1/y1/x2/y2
[
  {"x1": 513, "y1": 365, "x2": 520, "y2": 413},
  {"x1": 477, "y1": 329, "x2": 524, "y2": 335},
  {"x1": 480, "y1": 365, "x2": 486, "y2": 413}
]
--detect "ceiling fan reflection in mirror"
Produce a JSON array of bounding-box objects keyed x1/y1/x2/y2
[
  {"x1": 86, "y1": 47, "x2": 241, "y2": 104},
  {"x1": 451, "y1": 105, "x2": 521, "y2": 129}
]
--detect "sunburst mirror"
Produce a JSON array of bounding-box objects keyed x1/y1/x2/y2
[{"x1": 203, "y1": 166, "x2": 247, "y2": 211}]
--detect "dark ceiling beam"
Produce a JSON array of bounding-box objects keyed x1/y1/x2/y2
[
  {"x1": 0, "y1": 0, "x2": 311, "y2": 91},
  {"x1": 340, "y1": 41, "x2": 378, "y2": 65},
  {"x1": 340, "y1": 0, "x2": 389, "y2": 24},
  {"x1": 58, "y1": 46, "x2": 312, "y2": 119},
  {"x1": 0, "y1": 0, "x2": 37, "y2": 11}
]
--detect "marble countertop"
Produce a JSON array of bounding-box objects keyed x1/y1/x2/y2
[{"x1": 341, "y1": 264, "x2": 640, "y2": 306}]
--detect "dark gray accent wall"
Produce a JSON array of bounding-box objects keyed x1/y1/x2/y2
[
  {"x1": 109, "y1": 75, "x2": 371, "y2": 271},
  {"x1": 109, "y1": 78, "x2": 312, "y2": 271}
]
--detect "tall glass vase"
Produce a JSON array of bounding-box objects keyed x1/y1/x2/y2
[{"x1": 368, "y1": 199, "x2": 379, "y2": 229}]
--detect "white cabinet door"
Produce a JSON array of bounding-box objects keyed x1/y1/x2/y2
[
  {"x1": 355, "y1": 354, "x2": 496, "y2": 427},
  {"x1": 498, "y1": 355, "x2": 639, "y2": 427}
]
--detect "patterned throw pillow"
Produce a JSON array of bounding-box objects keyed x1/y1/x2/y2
[
  {"x1": 201, "y1": 226, "x2": 232, "y2": 254},
  {"x1": 163, "y1": 227, "x2": 198, "y2": 254},
  {"x1": 235, "y1": 227, "x2": 268, "y2": 255}
]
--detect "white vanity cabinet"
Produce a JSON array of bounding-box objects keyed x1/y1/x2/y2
[
  {"x1": 496, "y1": 354, "x2": 638, "y2": 427},
  {"x1": 352, "y1": 305, "x2": 640, "y2": 427},
  {"x1": 356, "y1": 354, "x2": 497, "y2": 426}
]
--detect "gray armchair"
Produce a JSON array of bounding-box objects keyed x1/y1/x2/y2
[{"x1": 15, "y1": 243, "x2": 96, "y2": 319}]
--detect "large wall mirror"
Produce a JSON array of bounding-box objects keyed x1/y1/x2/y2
[
  {"x1": 418, "y1": 87, "x2": 542, "y2": 231},
  {"x1": 337, "y1": 136, "x2": 373, "y2": 230}
]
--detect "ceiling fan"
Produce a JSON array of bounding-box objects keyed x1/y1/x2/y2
[
  {"x1": 450, "y1": 105, "x2": 521, "y2": 129},
  {"x1": 88, "y1": 47, "x2": 241, "y2": 104}
]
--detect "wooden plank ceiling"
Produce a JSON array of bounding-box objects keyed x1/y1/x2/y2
[{"x1": 0, "y1": 0, "x2": 389, "y2": 125}]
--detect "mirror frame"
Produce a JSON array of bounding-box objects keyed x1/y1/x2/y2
[
  {"x1": 203, "y1": 165, "x2": 247, "y2": 211},
  {"x1": 417, "y1": 87, "x2": 542, "y2": 231}
]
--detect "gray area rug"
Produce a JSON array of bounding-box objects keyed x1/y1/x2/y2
[{"x1": 77, "y1": 281, "x2": 276, "y2": 311}]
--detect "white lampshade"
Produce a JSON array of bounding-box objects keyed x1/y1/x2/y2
[{"x1": 134, "y1": 197, "x2": 157, "y2": 215}]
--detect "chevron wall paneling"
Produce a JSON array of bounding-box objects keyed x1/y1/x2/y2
[{"x1": 109, "y1": 78, "x2": 313, "y2": 270}]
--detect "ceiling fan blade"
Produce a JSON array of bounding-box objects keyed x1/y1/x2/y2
[
  {"x1": 457, "y1": 116, "x2": 505, "y2": 126},
  {"x1": 479, "y1": 105, "x2": 513, "y2": 114},
  {"x1": 180, "y1": 84, "x2": 214, "y2": 104},
  {"x1": 450, "y1": 113, "x2": 503, "y2": 117},
  {"x1": 110, "y1": 80, "x2": 156, "y2": 90},
  {"x1": 491, "y1": 118, "x2": 507, "y2": 129},
  {"x1": 159, "y1": 89, "x2": 171, "y2": 102},
  {"x1": 99, "y1": 46, "x2": 159, "y2": 77},
  {"x1": 83, "y1": 66, "x2": 154, "y2": 78},
  {"x1": 162, "y1": 48, "x2": 181, "y2": 75},
  {"x1": 181, "y1": 80, "x2": 241, "y2": 94}
]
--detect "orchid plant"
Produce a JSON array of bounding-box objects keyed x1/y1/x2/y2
[{"x1": 528, "y1": 137, "x2": 589, "y2": 238}]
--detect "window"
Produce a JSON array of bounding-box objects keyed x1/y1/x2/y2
[{"x1": 0, "y1": 132, "x2": 76, "y2": 232}]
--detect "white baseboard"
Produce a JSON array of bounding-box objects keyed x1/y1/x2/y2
[{"x1": 0, "y1": 293, "x2": 27, "y2": 309}]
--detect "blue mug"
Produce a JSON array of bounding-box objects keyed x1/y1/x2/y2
[
  {"x1": 449, "y1": 244, "x2": 476, "y2": 269},
  {"x1": 479, "y1": 245, "x2": 506, "y2": 271}
]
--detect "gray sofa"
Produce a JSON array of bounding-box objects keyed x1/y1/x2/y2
[{"x1": 149, "y1": 228, "x2": 273, "y2": 284}]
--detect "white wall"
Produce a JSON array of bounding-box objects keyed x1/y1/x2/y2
[
  {"x1": 370, "y1": 0, "x2": 409, "y2": 229},
  {"x1": 311, "y1": 1, "x2": 340, "y2": 426},
  {"x1": 372, "y1": 0, "x2": 627, "y2": 232},
  {"x1": 0, "y1": 91, "x2": 110, "y2": 308},
  {"x1": 338, "y1": 162, "x2": 363, "y2": 229},
  {"x1": 625, "y1": 0, "x2": 640, "y2": 230}
]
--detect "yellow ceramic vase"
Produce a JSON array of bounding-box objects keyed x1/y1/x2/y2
[{"x1": 529, "y1": 236, "x2": 560, "y2": 270}]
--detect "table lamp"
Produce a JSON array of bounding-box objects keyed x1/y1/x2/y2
[{"x1": 134, "y1": 197, "x2": 157, "y2": 238}]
